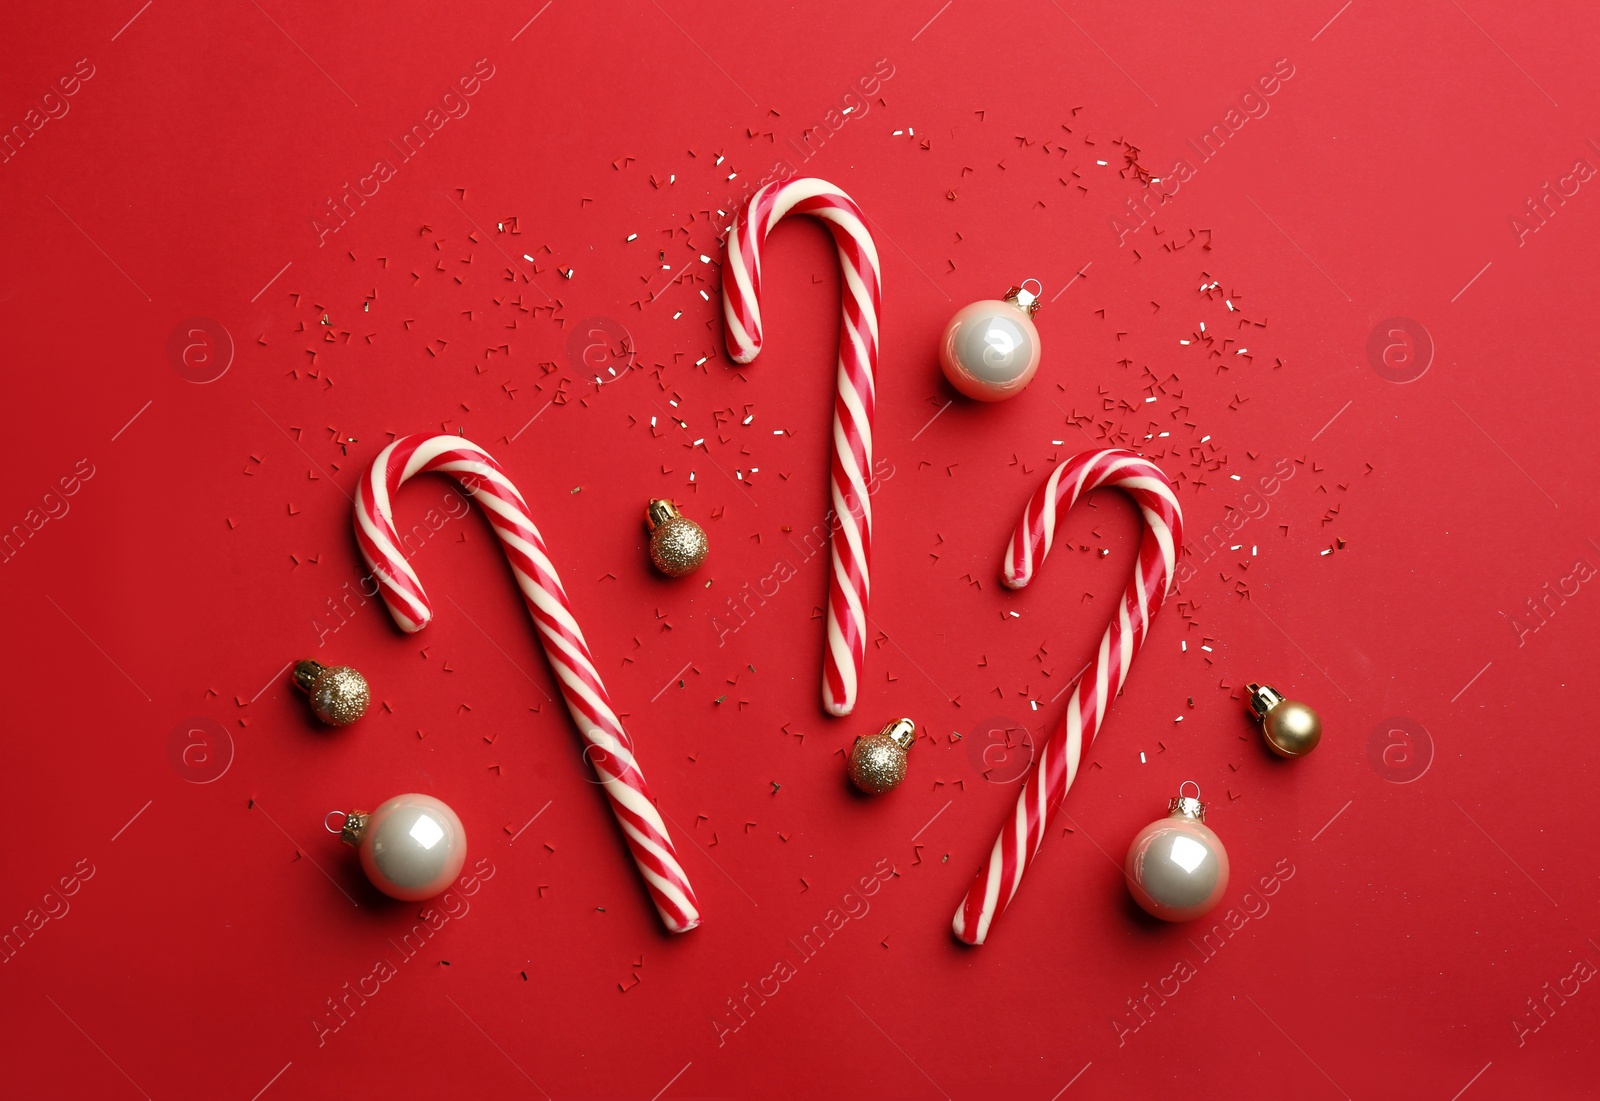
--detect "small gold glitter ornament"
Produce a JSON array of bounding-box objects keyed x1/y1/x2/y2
[
  {"x1": 646, "y1": 499, "x2": 708, "y2": 577},
  {"x1": 1245, "y1": 683, "x2": 1321, "y2": 757},
  {"x1": 292, "y1": 659, "x2": 370, "y2": 726},
  {"x1": 847, "y1": 718, "x2": 916, "y2": 794}
]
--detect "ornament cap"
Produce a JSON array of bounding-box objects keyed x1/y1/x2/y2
[
  {"x1": 292, "y1": 659, "x2": 326, "y2": 694},
  {"x1": 333, "y1": 809, "x2": 370, "y2": 847},
  {"x1": 880, "y1": 717, "x2": 916, "y2": 751},
  {"x1": 1245, "y1": 682, "x2": 1286, "y2": 719},
  {"x1": 1168, "y1": 780, "x2": 1207, "y2": 822},
  {"x1": 645, "y1": 499, "x2": 682, "y2": 531},
  {"x1": 1004, "y1": 279, "x2": 1044, "y2": 318}
]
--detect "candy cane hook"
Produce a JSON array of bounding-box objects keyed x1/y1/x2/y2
[
  {"x1": 953, "y1": 449, "x2": 1183, "y2": 945},
  {"x1": 723, "y1": 177, "x2": 881, "y2": 718},
  {"x1": 354, "y1": 435, "x2": 701, "y2": 934}
]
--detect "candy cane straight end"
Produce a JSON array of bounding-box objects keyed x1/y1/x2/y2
[{"x1": 389, "y1": 609, "x2": 428, "y2": 634}]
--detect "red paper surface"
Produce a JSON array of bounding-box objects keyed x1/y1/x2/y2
[{"x1": 3, "y1": 2, "x2": 1597, "y2": 1098}]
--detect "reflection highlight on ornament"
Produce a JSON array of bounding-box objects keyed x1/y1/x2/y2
[
  {"x1": 983, "y1": 324, "x2": 1019, "y2": 361},
  {"x1": 1167, "y1": 834, "x2": 1207, "y2": 874},
  {"x1": 409, "y1": 815, "x2": 445, "y2": 850}
]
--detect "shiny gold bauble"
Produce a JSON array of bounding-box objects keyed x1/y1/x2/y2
[
  {"x1": 1246, "y1": 683, "x2": 1321, "y2": 758},
  {"x1": 848, "y1": 718, "x2": 916, "y2": 794},
  {"x1": 645, "y1": 499, "x2": 708, "y2": 578},
  {"x1": 293, "y1": 659, "x2": 370, "y2": 726}
]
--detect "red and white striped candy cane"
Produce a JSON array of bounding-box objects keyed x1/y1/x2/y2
[
  {"x1": 723, "y1": 177, "x2": 881, "y2": 718},
  {"x1": 354, "y1": 435, "x2": 701, "y2": 934},
  {"x1": 953, "y1": 449, "x2": 1183, "y2": 945}
]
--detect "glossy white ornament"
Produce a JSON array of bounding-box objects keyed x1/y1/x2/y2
[
  {"x1": 332, "y1": 793, "x2": 467, "y2": 901},
  {"x1": 938, "y1": 281, "x2": 1044, "y2": 401},
  {"x1": 1124, "y1": 782, "x2": 1229, "y2": 922}
]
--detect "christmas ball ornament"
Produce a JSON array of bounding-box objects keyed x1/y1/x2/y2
[
  {"x1": 1246, "y1": 683, "x2": 1322, "y2": 757},
  {"x1": 645, "y1": 499, "x2": 708, "y2": 578},
  {"x1": 292, "y1": 659, "x2": 369, "y2": 725},
  {"x1": 331, "y1": 793, "x2": 467, "y2": 901},
  {"x1": 938, "y1": 281, "x2": 1044, "y2": 402},
  {"x1": 847, "y1": 717, "x2": 915, "y2": 794},
  {"x1": 1124, "y1": 782, "x2": 1229, "y2": 922}
]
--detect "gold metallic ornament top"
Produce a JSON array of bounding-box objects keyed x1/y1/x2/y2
[
  {"x1": 646, "y1": 499, "x2": 708, "y2": 577},
  {"x1": 338, "y1": 810, "x2": 370, "y2": 847},
  {"x1": 292, "y1": 659, "x2": 370, "y2": 726},
  {"x1": 847, "y1": 717, "x2": 916, "y2": 795},
  {"x1": 1003, "y1": 279, "x2": 1044, "y2": 318},
  {"x1": 1246, "y1": 682, "x2": 1321, "y2": 758}
]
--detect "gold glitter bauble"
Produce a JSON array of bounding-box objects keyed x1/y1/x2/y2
[
  {"x1": 1246, "y1": 683, "x2": 1321, "y2": 758},
  {"x1": 848, "y1": 718, "x2": 916, "y2": 795},
  {"x1": 646, "y1": 500, "x2": 708, "y2": 578},
  {"x1": 293, "y1": 660, "x2": 370, "y2": 726}
]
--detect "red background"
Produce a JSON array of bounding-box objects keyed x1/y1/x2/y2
[{"x1": 3, "y1": 1, "x2": 1597, "y2": 1098}]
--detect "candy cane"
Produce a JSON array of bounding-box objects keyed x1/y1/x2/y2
[
  {"x1": 354, "y1": 435, "x2": 701, "y2": 934},
  {"x1": 953, "y1": 449, "x2": 1183, "y2": 945},
  {"x1": 723, "y1": 177, "x2": 881, "y2": 718}
]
